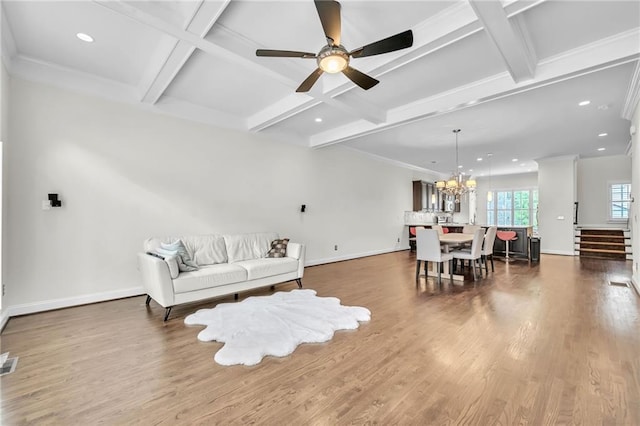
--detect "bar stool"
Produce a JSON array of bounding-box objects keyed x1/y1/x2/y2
[{"x1": 496, "y1": 230, "x2": 517, "y2": 261}]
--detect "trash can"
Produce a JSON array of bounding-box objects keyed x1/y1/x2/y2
[{"x1": 530, "y1": 236, "x2": 541, "y2": 262}]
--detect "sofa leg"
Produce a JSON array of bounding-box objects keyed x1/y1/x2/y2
[
  {"x1": 270, "y1": 285, "x2": 275, "y2": 291},
  {"x1": 145, "y1": 295, "x2": 151, "y2": 306},
  {"x1": 234, "y1": 293, "x2": 239, "y2": 301},
  {"x1": 296, "y1": 278, "x2": 303, "y2": 288},
  {"x1": 163, "y1": 307, "x2": 172, "y2": 322}
]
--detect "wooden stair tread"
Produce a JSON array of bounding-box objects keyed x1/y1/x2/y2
[
  {"x1": 579, "y1": 248, "x2": 628, "y2": 254},
  {"x1": 577, "y1": 234, "x2": 626, "y2": 239},
  {"x1": 575, "y1": 241, "x2": 629, "y2": 246}
]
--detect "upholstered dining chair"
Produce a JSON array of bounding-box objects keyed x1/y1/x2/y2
[
  {"x1": 452, "y1": 228, "x2": 485, "y2": 281},
  {"x1": 416, "y1": 228, "x2": 453, "y2": 286},
  {"x1": 481, "y1": 226, "x2": 498, "y2": 273},
  {"x1": 456, "y1": 226, "x2": 497, "y2": 274},
  {"x1": 462, "y1": 224, "x2": 481, "y2": 234},
  {"x1": 432, "y1": 225, "x2": 444, "y2": 235}
]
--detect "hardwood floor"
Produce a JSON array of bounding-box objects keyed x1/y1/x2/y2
[{"x1": 2, "y1": 253, "x2": 639, "y2": 424}]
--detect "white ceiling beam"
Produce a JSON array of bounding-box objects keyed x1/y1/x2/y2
[
  {"x1": 138, "y1": 0, "x2": 231, "y2": 105},
  {"x1": 468, "y1": 0, "x2": 537, "y2": 83},
  {"x1": 93, "y1": 0, "x2": 298, "y2": 89},
  {"x1": 310, "y1": 28, "x2": 640, "y2": 148}
]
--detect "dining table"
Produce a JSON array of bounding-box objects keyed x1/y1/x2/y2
[{"x1": 424, "y1": 232, "x2": 475, "y2": 282}]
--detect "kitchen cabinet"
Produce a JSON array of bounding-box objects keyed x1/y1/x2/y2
[{"x1": 412, "y1": 181, "x2": 442, "y2": 212}]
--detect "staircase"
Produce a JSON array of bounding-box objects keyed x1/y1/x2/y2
[{"x1": 574, "y1": 227, "x2": 631, "y2": 260}]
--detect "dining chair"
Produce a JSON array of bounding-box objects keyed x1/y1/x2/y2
[
  {"x1": 462, "y1": 224, "x2": 481, "y2": 234},
  {"x1": 452, "y1": 228, "x2": 485, "y2": 281},
  {"x1": 455, "y1": 226, "x2": 497, "y2": 274},
  {"x1": 482, "y1": 226, "x2": 498, "y2": 273},
  {"x1": 431, "y1": 225, "x2": 444, "y2": 235},
  {"x1": 416, "y1": 228, "x2": 453, "y2": 286}
]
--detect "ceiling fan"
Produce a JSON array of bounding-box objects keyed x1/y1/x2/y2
[{"x1": 256, "y1": 0, "x2": 414, "y2": 93}]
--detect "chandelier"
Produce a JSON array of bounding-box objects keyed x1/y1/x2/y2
[{"x1": 435, "y1": 129, "x2": 476, "y2": 200}]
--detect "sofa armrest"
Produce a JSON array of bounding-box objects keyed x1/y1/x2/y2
[
  {"x1": 137, "y1": 252, "x2": 175, "y2": 308},
  {"x1": 287, "y1": 243, "x2": 306, "y2": 278}
]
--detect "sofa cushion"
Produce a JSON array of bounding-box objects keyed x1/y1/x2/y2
[
  {"x1": 234, "y1": 257, "x2": 298, "y2": 280},
  {"x1": 266, "y1": 238, "x2": 289, "y2": 258},
  {"x1": 172, "y1": 264, "x2": 248, "y2": 294},
  {"x1": 224, "y1": 232, "x2": 278, "y2": 263},
  {"x1": 180, "y1": 235, "x2": 228, "y2": 265}
]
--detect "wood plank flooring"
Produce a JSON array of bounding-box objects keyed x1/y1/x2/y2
[{"x1": 1, "y1": 253, "x2": 639, "y2": 424}]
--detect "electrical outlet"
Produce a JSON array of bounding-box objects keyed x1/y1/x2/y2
[{"x1": 334, "y1": 245, "x2": 338, "y2": 251}]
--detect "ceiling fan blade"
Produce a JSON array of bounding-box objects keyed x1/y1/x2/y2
[
  {"x1": 350, "y1": 29, "x2": 413, "y2": 58},
  {"x1": 296, "y1": 68, "x2": 324, "y2": 92},
  {"x1": 256, "y1": 49, "x2": 316, "y2": 58},
  {"x1": 314, "y1": 0, "x2": 341, "y2": 46},
  {"x1": 342, "y1": 66, "x2": 379, "y2": 90}
]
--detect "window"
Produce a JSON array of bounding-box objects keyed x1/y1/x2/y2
[
  {"x1": 487, "y1": 189, "x2": 538, "y2": 228},
  {"x1": 609, "y1": 183, "x2": 631, "y2": 221}
]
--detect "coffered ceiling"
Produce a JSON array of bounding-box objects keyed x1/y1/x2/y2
[{"x1": 2, "y1": 0, "x2": 639, "y2": 177}]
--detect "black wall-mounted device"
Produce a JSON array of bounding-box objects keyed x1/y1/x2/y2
[
  {"x1": 48, "y1": 193, "x2": 62, "y2": 208},
  {"x1": 301, "y1": 204, "x2": 306, "y2": 213}
]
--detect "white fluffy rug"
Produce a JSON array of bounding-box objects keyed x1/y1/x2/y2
[{"x1": 184, "y1": 289, "x2": 371, "y2": 366}]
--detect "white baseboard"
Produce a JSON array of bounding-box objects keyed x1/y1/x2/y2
[
  {"x1": 0, "y1": 309, "x2": 9, "y2": 332},
  {"x1": 5, "y1": 286, "x2": 145, "y2": 318},
  {"x1": 541, "y1": 249, "x2": 576, "y2": 256},
  {"x1": 306, "y1": 247, "x2": 408, "y2": 267}
]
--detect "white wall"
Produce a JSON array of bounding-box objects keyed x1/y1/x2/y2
[
  {"x1": 5, "y1": 77, "x2": 425, "y2": 313},
  {"x1": 0, "y1": 60, "x2": 8, "y2": 318},
  {"x1": 537, "y1": 156, "x2": 577, "y2": 255},
  {"x1": 576, "y1": 155, "x2": 631, "y2": 226},
  {"x1": 631, "y1": 101, "x2": 640, "y2": 293},
  {"x1": 473, "y1": 172, "x2": 538, "y2": 225}
]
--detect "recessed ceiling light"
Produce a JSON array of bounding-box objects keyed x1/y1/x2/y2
[
  {"x1": 458, "y1": 165, "x2": 463, "y2": 168},
  {"x1": 598, "y1": 132, "x2": 608, "y2": 137},
  {"x1": 512, "y1": 158, "x2": 518, "y2": 162},
  {"x1": 578, "y1": 100, "x2": 591, "y2": 106},
  {"x1": 76, "y1": 32, "x2": 94, "y2": 43},
  {"x1": 467, "y1": 100, "x2": 478, "y2": 105},
  {"x1": 476, "y1": 157, "x2": 483, "y2": 161},
  {"x1": 520, "y1": 163, "x2": 525, "y2": 166},
  {"x1": 487, "y1": 153, "x2": 493, "y2": 157},
  {"x1": 468, "y1": 169, "x2": 473, "y2": 172},
  {"x1": 598, "y1": 147, "x2": 606, "y2": 151},
  {"x1": 314, "y1": 117, "x2": 322, "y2": 123}
]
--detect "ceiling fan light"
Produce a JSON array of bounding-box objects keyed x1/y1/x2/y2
[
  {"x1": 319, "y1": 54, "x2": 348, "y2": 73},
  {"x1": 317, "y1": 47, "x2": 349, "y2": 73}
]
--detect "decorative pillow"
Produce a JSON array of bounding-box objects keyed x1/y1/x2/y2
[
  {"x1": 156, "y1": 240, "x2": 198, "y2": 272},
  {"x1": 266, "y1": 238, "x2": 289, "y2": 258}
]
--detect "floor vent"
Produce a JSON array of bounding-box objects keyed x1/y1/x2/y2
[
  {"x1": 609, "y1": 280, "x2": 630, "y2": 287},
  {"x1": 0, "y1": 356, "x2": 18, "y2": 376}
]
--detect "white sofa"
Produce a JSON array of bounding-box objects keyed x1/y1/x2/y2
[{"x1": 137, "y1": 232, "x2": 305, "y2": 320}]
